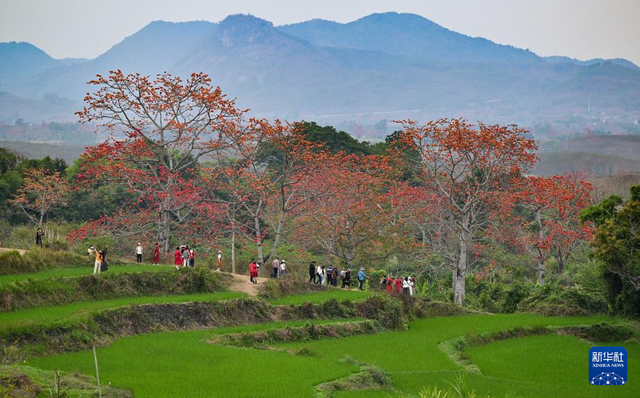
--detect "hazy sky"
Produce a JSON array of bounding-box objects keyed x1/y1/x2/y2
[{"x1": 1, "y1": 0, "x2": 639, "y2": 64}]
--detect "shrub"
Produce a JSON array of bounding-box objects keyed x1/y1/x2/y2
[
  {"x1": 519, "y1": 284, "x2": 608, "y2": 316},
  {"x1": 570, "y1": 322, "x2": 634, "y2": 342}
]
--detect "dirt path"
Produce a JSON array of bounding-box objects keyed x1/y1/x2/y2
[{"x1": 227, "y1": 272, "x2": 268, "y2": 297}]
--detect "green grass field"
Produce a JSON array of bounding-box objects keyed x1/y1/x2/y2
[
  {"x1": 28, "y1": 314, "x2": 636, "y2": 398},
  {"x1": 0, "y1": 291, "x2": 248, "y2": 330},
  {"x1": 268, "y1": 289, "x2": 372, "y2": 305},
  {"x1": 0, "y1": 263, "x2": 174, "y2": 285}
]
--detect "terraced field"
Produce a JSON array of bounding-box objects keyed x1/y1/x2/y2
[{"x1": 0, "y1": 263, "x2": 637, "y2": 397}]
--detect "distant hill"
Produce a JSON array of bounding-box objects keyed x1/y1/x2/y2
[
  {"x1": 0, "y1": 42, "x2": 59, "y2": 92},
  {"x1": 0, "y1": 91, "x2": 78, "y2": 124},
  {"x1": 58, "y1": 58, "x2": 89, "y2": 66},
  {"x1": 19, "y1": 20, "x2": 217, "y2": 100},
  {"x1": 279, "y1": 12, "x2": 541, "y2": 64},
  {"x1": 544, "y1": 56, "x2": 639, "y2": 71},
  {"x1": 0, "y1": 13, "x2": 639, "y2": 136}
]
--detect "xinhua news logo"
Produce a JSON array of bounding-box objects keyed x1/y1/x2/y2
[{"x1": 589, "y1": 347, "x2": 627, "y2": 386}]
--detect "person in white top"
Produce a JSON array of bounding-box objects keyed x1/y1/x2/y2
[
  {"x1": 136, "y1": 243, "x2": 143, "y2": 263},
  {"x1": 316, "y1": 264, "x2": 323, "y2": 284},
  {"x1": 280, "y1": 260, "x2": 287, "y2": 278},
  {"x1": 402, "y1": 277, "x2": 410, "y2": 295},
  {"x1": 408, "y1": 277, "x2": 414, "y2": 296}
]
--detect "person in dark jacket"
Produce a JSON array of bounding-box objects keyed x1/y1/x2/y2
[
  {"x1": 35, "y1": 228, "x2": 44, "y2": 247},
  {"x1": 308, "y1": 261, "x2": 316, "y2": 283},
  {"x1": 342, "y1": 269, "x2": 351, "y2": 289}
]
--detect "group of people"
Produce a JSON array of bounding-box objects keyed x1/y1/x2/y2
[
  {"x1": 174, "y1": 245, "x2": 196, "y2": 269},
  {"x1": 133, "y1": 242, "x2": 162, "y2": 264},
  {"x1": 308, "y1": 262, "x2": 369, "y2": 290},
  {"x1": 88, "y1": 246, "x2": 109, "y2": 275},
  {"x1": 380, "y1": 275, "x2": 417, "y2": 296},
  {"x1": 247, "y1": 257, "x2": 287, "y2": 284},
  {"x1": 249, "y1": 258, "x2": 261, "y2": 284},
  {"x1": 270, "y1": 258, "x2": 287, "y2": 279}
]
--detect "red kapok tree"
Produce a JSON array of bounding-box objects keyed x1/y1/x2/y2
[
  {"x1": 10, "y1": 168, "x2": 71, "y2": 227},
  {"x1": 396, "y1": 118, "x2": 538, "y2": 305},
  {"x1": 70, "y1": 71, "x2": 243, "y2": 251},
  {"x1": 497, "y1": 175, "x2": 594, "y2": 284}
]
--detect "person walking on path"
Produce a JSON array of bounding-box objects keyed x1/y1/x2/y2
[
  {"x1": 395, "y1": 277, "x2": 402, "y2": 294},
  {"x1": 409, "y1": 277, "x2": 415, "y2": 296},
  {"x1": 386, "y1": 277, "x2": 394, "y2": 294},
  {"x1": 308, "y1": 261, "x2": 316, "y2": 283},
  {"x1": 174, "y1": 247, "x2": 182, "y2": 269},
  {"x1": 216, "y1": 250, "x2": 223, "y2": 272},
  {"x1": 357, "y1": 267, "x2": 367, "y2": 291},
  {"x1": 331, "y1": 266, "x2": 338, "y2": 287},
  {"x1": 136, "y1": 243, "x2": 143, "y2": 263},
  {"x1": 249, "y1": 259, "x2": 258, "y2": 284},
  {"x1": 152, "y1": 243, "x2": 160, "y2": 264},
  {"x1": 342, "y1": 268, "x2": 352, "y2": 289},
  {"x1": 279, "y1": 260, "x2": 287, "y2": 278},
  {"x1": 35, "y1": 228, "x2": 44, "y2": 248},
  {"x1": 272, "y1": 258, "x2": 280, "y2": 279},
  {"x1": 327, "y1": 265, "x2": 334, "y2": 286},
  {"x1": 316, "y1": 263, "x2": 323, "y2": 284}
]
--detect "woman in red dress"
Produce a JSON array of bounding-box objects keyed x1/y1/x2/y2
[
  {"x1": 386, "y1": 277, "x2": 394, "y2": 294},
  {"x1": 395, "y1": 277, "x2": 402, "y2": 294},
  {"x1": 249, "y1": 259, "x2": 258, "y2": 285},
  {"x1": 152, "y1": 242, "x2": 160, "y2": 264},
  {"x1": 174, "y1": 247, "x2": 182, "y2": 269}
]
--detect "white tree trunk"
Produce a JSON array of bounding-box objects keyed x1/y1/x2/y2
[
  {"x1": 254, "y1": 216, "x2": 264, "y2": 265},
  {"x1": 454, "y1": 226, "x2": 470, "y2": 306}
]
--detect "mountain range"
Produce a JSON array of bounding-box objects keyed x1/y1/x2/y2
[{"x1": 1, "y1": 12, "x2": 639, "y2": 136}]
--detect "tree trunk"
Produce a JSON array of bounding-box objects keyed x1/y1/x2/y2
[
  {"x1": 254, "y1": 216, "x2": 264, "y2": 265},
  {"x1": 38, "y1": 210, "x2": 45, "y2": 227},
  {"x1": 454, "y1": 226, "x2": 470, "y2": 306},
  {"x1": 555, "y1": 248, "x2": 565, "y2": 275},
  {"x1": 538, "y1": 259, "x2": 546, "y2": 286},
  {"x1": 231, "y1": 226, "x2": 236, "y2": 274},
  {"x1": 266, "y1": 211, "x2": 285, "y2": 265},
  {"x1": 159, "y1": 210, "x2": 171, "y2": 253}
]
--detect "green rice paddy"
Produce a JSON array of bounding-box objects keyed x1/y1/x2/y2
[
  {"x1": 2, "y1": 264, "x2": 637, "y2": 398},
  {"x1": 28, "y1": 314, "x2": 637, "y2": 398}
]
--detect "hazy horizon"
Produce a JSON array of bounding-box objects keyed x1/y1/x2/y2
[{"x1": 1, "y1": 0, "x2": 639, "y2": 65}]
